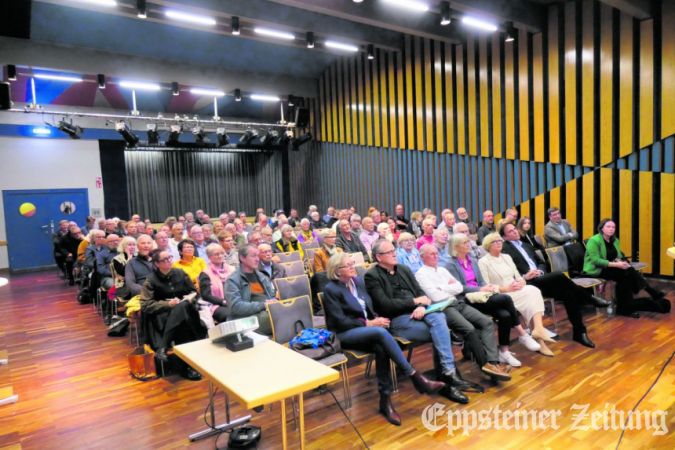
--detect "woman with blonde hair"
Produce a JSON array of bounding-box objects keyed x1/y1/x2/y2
[
  {"x1": 312, "y1": 228, "x2": 343, "y2": 274},
  {"x1": 112, "y1": 236, "x2": 137, "y2": 300},
  {"x1": 376, "y1": 222, "x2": 394, "y2": 245},
  {"x1": 274, "y1": 224, "x2": 304, "y2": 259},
  {"x1": 478, "y1": 233, "x2": 555, "y2": 357}
]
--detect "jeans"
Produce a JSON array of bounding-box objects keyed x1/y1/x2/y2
[
  {"x1": 443, "y1": 302, "x2": 498, "y2": 363},
  {"x1": 338, "y1": 326, "x2": 414, "y2": 395},
  {"x1": 390, "y1": 312, "x2": 455, "y2": 374}
]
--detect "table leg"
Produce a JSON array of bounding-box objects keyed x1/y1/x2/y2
[
  {"x1": 281, "y1": 398, "x2": 287, "y2": 450},
  {"x1": 188, "y1": 380, "x2": 252, "y2": 441},
  {"x1": 299, "y1": 393, "x2": 305, "y2": 450}
]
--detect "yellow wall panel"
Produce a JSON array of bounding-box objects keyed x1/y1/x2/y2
[
  {"x1": 434, "y1": 43, "x2": 444, "y2": 152},
  {"x1": 444, "y1": 44, "x2": 455, "y2": 153},
  {"x1": 336, "y1": 59, "x2": 344, "y2": 143},
  {"x1": 663, "y1": 1, "x2": 675, "y2": 139},
  {"x1": 350, "y1": 58, "x2": 358, "y2": 145},
  {"x1": 479, "y1": 37, "x2": 490, "y2": 157},
  {"x1": 565, "y1": 178, "x2": 577, "y2": 234},
  {"x1": 372, "y1": 56, "x2": 381, "y2": 148},
  {"x1": 414, "y1": 37, "x2": 424, "y2": 150},
  {"x1": 491, "y1": 35, "x2": 503, "y2": 158},
  {"x1": 599, "y1": 168, "x2": 612, "y2": 219},
  {"x1": 638, "y1": 172, "x2": 652, "y2": 270},
  {"x1": 564, "y1": 1, "x2": 577, "y2": 165},
  {"x1": 504, "y1": 39, "x2": 515, "y2": 159},
  {"x1": 518, "y1": 28, "x2": 530, "y2": 161},
  {"x1": 599, "y1": 4, "x2": 613, "y2": 165},
  {"x1": 331, "y1": 63, "x2": 338, "y2": 142},
  {"x1": 396, "y1": 52, "x2": 406, "y2": 149},
  {"x1": 619, "y1": 13, "x2": 633, "y2": 157},
  {"x1": 639, "y1": 19, "x2": 654, "y2": 149},
  {"x1": 549, "y1": 186, "x2": 561, "y2": 212},
  {"x1": 344, "y1": 59, "x2": 352, "y2": 145},
  {"x1": 424, "y1": 38, "x2": 434, "y2": 151},
  {"x1": 582, "y1": 171, "x2": 594, "y2": 239},
  {"x1": 356, "y1": 55, "x2": 365, "y2": 146},
  {"x1": 619, "y1": 170, "x2": 632, "y2": 259},
  {"x1": 520, "y1": 201, "x2": 530, "y2": 224},
  {"x1": 581, "y1": 0, "x2": 594, "y2": 167},
  {"x1": 456, "y1": 44, "x2": 466, "y2": 154},
  {"x1": 534, "y1": 195, "x2": 545, "y2": 237},
  {"x1": 467, "y1": 37, "x2": 478, "y2": 156},
  {"x1": 547, "y1": 6, "x2": 560, "y2": 164},
  {"x1": 319, "y1": 74, "x2": 326, "y2": 142},
  {"x1": 388, "y1": 52, "x2": 397, "y2": 148},
  {"x1": 405, "y1": 36, "x2": 415, "y2": 149},
  {"x1": 364, "y1": 55, "x2": 373, "y2": 147},
  {"x1": 660, "y1": 174, "x2": 675, "y2": 276},
  {"x1": 380, "y1": 52, "x2": 389, "y2": 148},
  {"x1": 532, "y1": 33, "x2": 544, "y2": 162}
]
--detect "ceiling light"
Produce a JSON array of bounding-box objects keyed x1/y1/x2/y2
[
  {"x1": 353, "y1": 0, "x2": 364, "y2": 3},
  {"x1": 192, "y1": 126, "x2": 207, "y2": 144},
  {"x1": 165, "y1": 9, "x2": 216, "y2": 26},
  {"x1": 306, "y1": 32, "x2": 315, "y2": 48},
  {"x1": 73, "y1": 0, "x2": 117, "y2": 7},
  {"x1": 382, "y1": 0, "x2": 429, "y2": 13},
  {"x1": 325, "y1": 41, "x2": 359, "y2": 52},
  {"x1": 97, "y1": 74, "x2": 106, "y2": 89},
  {"x1": 505, "y1": 21, "x2": 515, "y2": 42},
  {"x1": 259, "y1": 130, "x2": 277, "y2": 147},
  {"x1": 119, "y1": 80, "x2": 161, "y2": 91},
  {"x1": 251, "y1": 94, "x2": 280, "y2": 102},
  {"x1": 216, "y1": 128, "x2": 229, "y2": 146},
  {"x1": 367, "y1": 44, "x2": 375, "y2": 60},
  {"x1": 32, "y1": 127, "x2": 52, "y2": 136},
  {"x1": 171, "y1": 81, "x2": 179, "y2": 96},
  {"x1": 234, "y1": 89, "x2": 242, "y2": 102},
  {"x1": 57, "y1": 120, "x2": 83, "y2": 139},
  {"x1": 136, "y1": 0, "x2": 146, "y2": 18},
  {"x1": 190, "y1": 88, "x2": 225, "y2": 97},
  {"x1": 288, "y1": 95, "x2": 295, "y2": 107},
  {"x1": 440, "y1": 1, "x2": 451, "y2": 25},
  {"x1": 231, "y1": 16, "x2": 240, "y2": 35},
  {"x1": 7, "y1": 65, "x2": 17, "y2": 81},
  {"x1": 116, "y1": 121, "x2": 139, "y2": 147},
  {"x1": 461, "y1": 15, "x2": 498, "y2": 32},
  {"x1": 238, "y1": 129, "x2": 258, "y2": 146},
  {"x1": 167, "y1": 124, "x2": 182, "y2": 146},
  {"x1": 146, "y1": 124, "x2": 159, "y2": 145},
  {"x1": 254, "y1": 27, "x2": 295, "y2": 41},
  {"x1": 34, "y1": 73, "x2": 83, "y2": 83}
]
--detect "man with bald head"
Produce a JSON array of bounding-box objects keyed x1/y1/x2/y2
[
  {"x1": 476, "y1": 210, "x2": 495, "y2": 244},
  {"x1": 258, "y1": 243, "x2": 287, "y2": 280},
  {"x1": 455, "y1": 207, "x2": 478, "y2": 235}
]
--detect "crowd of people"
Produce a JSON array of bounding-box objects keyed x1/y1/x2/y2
[{"x1": 52, "y1": 204, "x2": 670, "y2": 424}]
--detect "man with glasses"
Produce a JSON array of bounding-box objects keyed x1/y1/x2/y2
[
  {"x1": 258, "y1": 243, "x2": 286, "y2": 280},
  {"x1": 217, "y1": 231, "x2": 239, "y2": 268},
  {"x1": 189, "y1": 225, "x2": 208, "y2": 259},
  {"x1": 364, "y1": 240, "x2": 471, "y2": 404}
]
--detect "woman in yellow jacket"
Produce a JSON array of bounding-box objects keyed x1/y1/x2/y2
[
  {"x1": 173, "y1": 239, "x2": 207, "y2": 287},
  {"x1": 274, "y1": 224, "x2": 304, "y2": 259}
]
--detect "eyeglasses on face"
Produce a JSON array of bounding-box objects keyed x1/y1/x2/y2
[
  {"x1": 158, "y1": 256, "x2": 174, "y2": 263},
  {"x1": 378, "y1": 249, "x2": 396, "y2": 256},
  {"x1": 338, "y1": 261, "x2": 356, "y2": 269}
]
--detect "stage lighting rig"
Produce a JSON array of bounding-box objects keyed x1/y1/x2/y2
[{"x1": 116, "y1": 121, "x2": 140, "y2": 147}]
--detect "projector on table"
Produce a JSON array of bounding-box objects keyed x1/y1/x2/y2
[{"x1": 208, "y1": 316, "x2": 259, "y2": 352}]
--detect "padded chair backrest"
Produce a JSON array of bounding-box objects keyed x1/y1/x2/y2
[
  {"x1": 266, "y1": 295, "x2": 313, "y2": 345},
  {"x1": 279, "y1": 260, "x2": 306, "y2": 277},
  {"x1": 349, "y1": 252, "x2": 365, "y2": 265},
  {"x1": 304, "y1": 248, "x2": 319, "y2": 263},
  {"x1": 277, "y1": 251, "x2": 301, "y2": 263},
  {"x1": 316, "y1": 292, "x2": 325, "y2": 311},
  {"x1": 303, "y1": 240, "x2": 320, "y2": 249},
  {"x1": 545, "y1": 246, "x2": 569, "y2": 273},
  {"x1": 354, "y1": 263, "x2": 371, "y2": 279},
  {"x1": 274, "y1": 274, "x2": 311, "y2": 300},
  {"x1": 563, "y1": 242, "x2": 586, "y2": 274}
]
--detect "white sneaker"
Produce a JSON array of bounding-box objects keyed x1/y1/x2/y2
[
  {"x1": 499, "y1": 351, "x2": 522, "y2": 367},
  {"x1": 519, "y1": 335, "x2": 542, "y2": 352}
]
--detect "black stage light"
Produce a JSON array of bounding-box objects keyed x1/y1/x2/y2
[
  {"x1": 260, "y1": 130, "x2": 278, "y2": 148},
  {"x1": 237, "y1": 129, "x2": 258, "y2": 146},
  {"x1": 58, "y1": 120, "x2": 83, "y2": 139},
  {"x1": 116, "y1": 121, "x2": 139, "y2": 147},
  {"x1": 367, "y1": 44, "x2": 374, "y2": 60},
  {"x1": 288, "y1": 95, "x2": 295, "y2": 107},
  {"x1": 192, "y1": 126, "x2": 207, "y2": 144},
  {"x1": 440, "y1": 1, "x2": 451, "y2": 26},
  {"x1": 292, "y1": 132, "x2": 312, "y2": 151},
  {"x1": 216, "y1": 128, "x2": 229, "y2": 146},
  {"x1": 97, "y1": 74, "x2": 106, "y2": 89},
  {"x1": 147, "y1": 123, "x2": 159, "y2": 144},
  {"x1": 234, "y1": 88, "x2": 242, "y2": 102},
  {"x1": 306, "y1": 32, "x2": 315, "y2": 48},
  {"x1": 137, "y1": 0, "x2": 147, "y2": 18},
  {"x1": 231, "y1": 16, "x2": 240, "y2": 35},
  {"x1": 505, "y1": 21, "x2": 515, "y2": 43},
  {"x1": 7, "y1": 64, "x2": 17, "y2": 81},
  {"x1": 172, "y1": 81, "x2": 180, "y2": 96},
  {"x1": 167, "y1": 124, "x2": 182, "y2": 145}
]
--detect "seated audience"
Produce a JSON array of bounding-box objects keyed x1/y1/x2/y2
[
  {"x1": 415, "y1": 218, "x2": 435, "y2": 249},
  {"x1": 350, "y1": 214, "x2": 363, "y2": 235},
  {"x1": 169, "y1": 223, "x2": 185, "y2": 248},
  {"x1": 477, "y1": 210, "x2": 496, "y2": 244},
  {"x1": 394, "y1": 204, "x2": 409, "y2": 231},
  {"x1": 217, "y1": 231, "x2": 239, "y2": 268},
  {"x1": 85, "y1": 230, "x2": 107, "y2": 271},
  {"x1": 96, "y1": 234, "x2": 120, "y2": 290},
  {"x1": 52, "y1": 219, "x2": 69, "y2": 274},
  {"x1": 396, "y1": 232, "x2": 423, "y2": 273},
  {"x1": 544, "y1": 207, "x2": 578, "y2": 247},
  {"x1": 433, "y1": 228, "x2": 451, "y2": 267},
  {"x1": 376, "y1": 222, "x2": 395, "y2": 245},
  {"x1": 260, "y1": 226, "x2": 274, "y2": 245},
  {"x1": 322, "y1": 206, "x2": 336, "y2": 227},
  {"x1": 274, "y1": 224, "x2": 304, "y2": 259},
  {"x1": 501, "y1": 223, "x2": 609, "y2": 348},
  {"x1": 323, "y1": 253, "x2": 445, "y2": 426},
  {"x1": 309, "y1": 211, "x2": 327, "y2": 229},
  {"x1": 111, "y1": 236, "x2": 136, "y2": 300},
  {"x1": 140, "y1": 249, "x2": 205, "y2": 380},
  {"x1": 297, "y1": 218, "x2": 317, "y2": 243},
  {"x1": 189, "y1": 225, "x2": 209, "y2": 259},
  {"x1": 198, "y1": 243, "x2": 234, "y2": 325},
  {"x1": 226, "y1": 244, "x2": 278, "y2": 335},
  {"x1": 583, "y1": 219, "x2": 669, "y2": 317},
  {"x1": 407, "y1": 211, "x2": 423, "y2": 237},
  {"x1": 447, "y1": 233, "x2": 536, "y2": 367},
  {"x1": 313, "y1": 229, "x2": 342, "y2": 274},
  {"x1": 258, "y1": 243, "x2": 287, "y2": 280},
  {"x1": 415, "y1": 244, "x2": 511, "y2": 381},
  {"x1": 125, "y1": 234, "x2": 154, "y2": 297},
  {"x1": 172, "y1": 239, "x2": 207, "y2": 286},
  {"x1": 517, "y1": 217, "x2": 546, "y2": 256},
  {"x1": 360, "y1": 217, "x2": 379, "y2": 255},
  {"x1": 453, "y1": 222, "x2": 485, "y2": 259},
  {"x1": 364, "y1": 240, "x2": 470, "y2": 404},
  {"x1": 478, "y1": 233, "x2": 555, "y2": 357},
  {"x1": 59, "y1": 225, "x2": 83, "y2": 285},
  {"x1": 155, "y1": 231, "x2": 179, "y2": 261},
  {"x1": 455, "y1": 207, "x2": 478, "y2": 235},
  {"x1": 336, "y1": 219, "x2": 369, "y2": 262},
  {"x1": 437, "y1": 211, "x2": 456, "y2": 235},
  {"x1": 387, "y1": 218, "x2": 400, "y2": 242},
  {"x1": 77, "y1": 230, "x2": 93, "y2": 265},
  {"x1": 287, "y1": 208, "x2": 301, "y2": 228}
]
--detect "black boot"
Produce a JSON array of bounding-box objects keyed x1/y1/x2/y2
[
  {"x1": 442, "y1": 371, "x2": 473, "y2": 391},
  {"x1": 645, "y1": 286, "x2": 666, "y2": 299},
  {"x1": 439, "y1": 385, "x2": 469, "y2": 404},
  {"x1": 572, "y1": 330, "x2": 595, "y2": 348},
  {"x1": 410, "y1": 371, "x2": 445, "y2": 394},
  {"x1": 379, "y1": 395, "x2": 401, "y2": 426}
]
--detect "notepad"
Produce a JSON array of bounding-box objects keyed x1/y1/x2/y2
[{"x1": 424, "y1": 299, "x2": 451, "y2": 315}]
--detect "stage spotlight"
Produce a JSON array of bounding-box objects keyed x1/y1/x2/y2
[
  {"x1": 57, "y1": 120, "x2": 83, "y2": 139},
  {"x1": 288, "y1": 95, "x2": 295, "y2": 107},
  {"x1": 292, "y1": 132, "x2": 312, "y2": 151},
  {"x1": 97, "y1": 74, "x2": 106, "y2": 89},
  {"x1": 172, "y1": 81, "x2": 179, "y2": 96},
  {"x1": 234, "y1": 88, "x2": 242, "y2": 102},
  {"x1": 367, "y1": 44, "x2": 374, "y2": 60},
  {"x1": 440, "y1": 1, "x2": 451, "y2": 25},
  {"x1": 167, "y1": 124, "x2": 182, "y2": 145},
  {"x1": 136, "y1": 0, "x2": 147, "y2": 18},
  {"x1": 231, "y1": 16, "x2": 240, "y2": 35},
  {"x1": 192, "y1": 126, "x2": 208, "y2": 144},
  {"x1": 306, "y1": 32, "x2": 315, "y2": 48},
  {"x1": 259, "y1": 130, "x2": 278, "y2": 147},
  {"x1": 7, "y1": 65, "x2": 17, "y2": 81},
  {"x1": 216, "y1": 128, "x2": 229, "y2": 146},
  {"x1": 116, "y1": 121, "x2": 139, "y2": 147},
  {"x1": 147, "y1": 123, "x2": 159, "y2": 144},
  {"x1": 505, "y1": 21, "x2": 515, "y2": 42},
  {"x1": 238, "y1": 129, "x2": 258, "y2": 146}
]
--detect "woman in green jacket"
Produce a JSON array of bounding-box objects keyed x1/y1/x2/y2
[{"x1": 583, "y1": 219, "x2": 669, "y2": 317}]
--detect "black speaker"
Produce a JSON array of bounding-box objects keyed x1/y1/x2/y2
[
  {"x1": 0, "y1": 82, "x2": 11, "y2": 110},
  {"x1": 294, "y1": 107, "x2": 309, "y2": 128}
]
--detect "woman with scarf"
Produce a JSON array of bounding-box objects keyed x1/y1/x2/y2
[
  {"x1": 296, "y1": 218, "x2": 317, "y2": 244},
  {"x1": 198, "y1": 243, "x2": 234, "y2": 325},
  {"x1": 274, "y1": 224, "x2": 305, "y2": 259},
  {"x1": 312, "y1": 229, "x2": 343, "y2": 274}
]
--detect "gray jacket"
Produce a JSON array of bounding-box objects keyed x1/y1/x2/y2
[
  {"x1": 544, "y1": 220, "x2": 578, "y2": 247},
  {"x1": 226, "y1": 268, "x2": 277, "y2": 319}
]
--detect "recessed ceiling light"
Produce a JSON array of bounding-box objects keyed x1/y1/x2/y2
[
  {"x1": 254, "y1": 27, "x2": 295, "y2": 41},
  {"x1": 119, "y1": 80, "x2": 161, "y2": 91},
  {"x1": 165, "y1": 9, "x2": 216, "y2": 26},
  {"x1": 325, "y1": 41, "x2": 359, "y2": 52},
  {"x1": 190, "y1": 88, "x2": 225, "y2": 97},
  {"x1": 33, "y1": 73, "x2": 83, "y2": 82},
  {"x1": 251, "y1": 94, "x2": 281, "y2": 102},
  {"x1": 461, "y1": 16, "x2": 498, "y2": 32},
  {"x1": 382, "y1": 0, "x2": 429, "y2": 13}
]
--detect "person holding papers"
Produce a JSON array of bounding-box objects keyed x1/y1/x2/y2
[{"x1": 415, "y1": 244, "x2": 511, "y2": 382}]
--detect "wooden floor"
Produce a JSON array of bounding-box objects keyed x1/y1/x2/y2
[{"x1": 0, "y1": 270, "x2": 673, "y2": 450}]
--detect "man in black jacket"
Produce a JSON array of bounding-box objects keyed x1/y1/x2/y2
[
  {"x1": 364, "y1": 240, "x2": 471, "y2": 404},
  {"x1": 500, "y1": 223, "x2": 610, "y2": 348}
]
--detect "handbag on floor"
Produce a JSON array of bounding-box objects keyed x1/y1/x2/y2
[{"x1": 128, "y1": 345, "x2": 158, "y2": 381}]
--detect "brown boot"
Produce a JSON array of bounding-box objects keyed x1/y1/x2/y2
[
  {"x1": 410, "y1": 370, "x2": 445, "y2": 394},
  {"x1": 379, "y1": 395, "x2": 402, "y2": 426}
]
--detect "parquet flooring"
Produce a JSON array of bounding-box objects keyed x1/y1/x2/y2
[{"x1": 0, "y1": 270, "x2": 673, "y2": 449}]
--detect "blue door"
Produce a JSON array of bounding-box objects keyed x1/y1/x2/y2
[{"x1": 3, "y1": 188, "x2": 89, "y2": 272}]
